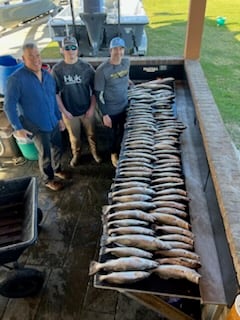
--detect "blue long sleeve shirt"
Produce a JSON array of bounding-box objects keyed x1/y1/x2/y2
[{"x1": 4, "y1": 66, "x2": 61, "y2": 132}]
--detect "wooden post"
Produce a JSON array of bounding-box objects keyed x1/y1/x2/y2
[
  {"x1": 184, "y1": 0, "x2": 207, "y2": 60},
  {"x1": 226, "y1": 295, "x2": 240, "y2": 319}
]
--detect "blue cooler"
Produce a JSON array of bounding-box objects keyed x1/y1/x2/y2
[{"x1": 0, "y1": 55, "x2": 24, "y2": 96}]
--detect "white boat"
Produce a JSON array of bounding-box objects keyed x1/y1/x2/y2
[
  {"x1": 0, "y1": 0, "x2": 57, "y2": 29},
  {"x1": 48, "y1": 0, "x2": 149, "y2": 56}
]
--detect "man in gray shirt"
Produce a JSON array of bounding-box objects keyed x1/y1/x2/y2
[
  {"x1": 52, "y1": 36, "x2": 101, "y2": 167},
  {"x1": 94, "y1": 37, "x2": 130, "y2": 168}
]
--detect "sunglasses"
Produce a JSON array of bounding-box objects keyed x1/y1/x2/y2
[{"x1": 64, "y1": 45, "x2": 78, "y2": 51}]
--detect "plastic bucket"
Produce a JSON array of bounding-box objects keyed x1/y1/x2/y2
[
  {"x1": 14, "y1": 137, "x2": 38, "y2": 161},
  {"x1": 0, "y1": 55, "x2": 24, "y2": 96}
]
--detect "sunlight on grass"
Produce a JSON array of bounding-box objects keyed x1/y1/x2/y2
[{"x1": 40, "y1": 41, "x2": 61, "y2": 59}]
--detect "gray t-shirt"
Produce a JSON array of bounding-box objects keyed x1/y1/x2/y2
[
  {"x1": 94, "y1": 58, "x2": 130, "y2": 116},
  {"x1": 52, "y1": 59, "x2": 95, "y2": 116}
]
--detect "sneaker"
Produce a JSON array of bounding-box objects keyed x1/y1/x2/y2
[
  {"x1": 54, "y1": 170, "x2": 71, "y2": 180},
  {"x1": 111, "y1": 153, "x2": 118, "y2": 168},
  {"x1": 45, "y1": 180, "x2": 64, "y2": 191},
  {"x1": 92, "y1": 153, "x2": 102, "y2": 164},
  {"x1": 70, "y1": 155, "x2": 80, "y2": 167}
]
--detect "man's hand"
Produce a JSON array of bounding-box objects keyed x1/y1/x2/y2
[
  {"x1": 14, "y1": 129, "x2": 33, "y2": 139},
  {"x1": 85, "y1": 104, "x2": 95, "y2": 118},
  {"x1": 63, "y1": 110, "x2": 73, "y2": 120},
  {"x1": 103, "y1": 115, "x2": 112, "y2": 128},
  {"x1": 59, "y1": 120, "x2": 66, "y2": 131}
]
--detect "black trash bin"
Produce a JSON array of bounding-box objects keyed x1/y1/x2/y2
[{"x1": 0, "y1": 176, "x2": 44, "y2": 298}]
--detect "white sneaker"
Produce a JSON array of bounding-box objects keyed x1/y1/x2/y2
[{"x1": 111, "y1": 153, "x2": 118, "y2": 168}]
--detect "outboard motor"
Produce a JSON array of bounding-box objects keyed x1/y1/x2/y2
[{"x1": 80, "y1": 0, "x2": 106, "y2": 56}]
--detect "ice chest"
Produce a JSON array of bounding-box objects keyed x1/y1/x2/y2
[{"x1": 0, "y1": 55, "x2": 23, "y2": 96}]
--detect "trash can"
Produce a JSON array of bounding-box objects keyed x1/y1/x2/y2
[{"x1": 0, "y1": 55, "x2": 24, "y2": 96}]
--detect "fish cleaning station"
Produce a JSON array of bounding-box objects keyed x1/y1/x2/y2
[{"x1": 0, "y1": 0, "x2": 240, "y2": 319}]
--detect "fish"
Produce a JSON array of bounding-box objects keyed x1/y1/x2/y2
[
  {"x1": 153, "y1": 149, "x2": 181, "y2": 156},
  {"x1": 154, "y1": 143, "x2": 178, "y2": 150},
  {"x1": 103, "y1": 246, "x2": 153, "y2": 259},
  {"x1": 154, "y1": 225, "x2": 194, "y2": 238},
  {"x1": 111, "y1": 181, "x2": 149, "y2": 190},
  {"x1": 151, "y1": 177, "x2": 184, "y2": 184},
  {"x1": 152, "y1": 200, "x2": 187, "y2": 211},
  {"x1": 152, "y1": 182, "x2": 185, "y2": 190},
  {"x1": 109, "y1": 187, "x2": 156, "y2": 197},
  {"x1": 155, "y1": 188, "x2": 187, "y2": 196},
  {"x1": 152, "y1": 265, "x2": 201, "y2": 284},
  {"x1": 98, "y1": 271, "x2": 151, "y2": 284},
  {"x1": 154, "y1": 159, "x2": 181, "y2": 165},
  {"x1": 154, "y1": 154, "x2": 181, "y2": 161},
  {"x1": 151, "y1": 212, "x2": 190, "y2": 230},
  {"x1": 151, "y1": 172, "x2": 181, "y2": 178},
  {"x1": 117, "y1": 162, "x2": 153, "y2": 169},
  {"x1": 113, "y1": 177, "x2": 151, "y2": 184},
  {"x1": 108, "y1": 226, "x2": 155, "y2": 236},
  {"x1": 105, "y1": 234, "x2": 172, "y2": 250},
  {"x1": 124, "y1": 151, "x2": 157, "y2": 162},
  {"x1": 151, "y1": 207, "x2": 188, "y2": 218},
  {"x1": 111, "y1": 194, "x2": 153, "y2": 203},
  {"x1": 107, "y1": 219, "x2": 150, "y2": 228},
  {"x1": 89, "y1": 257, "x2": 159, "y2": 275},
  {"x1": 152, "y1": 194, "x2": 189, "y2": 202},
  {"x1": 158, "y1": 241, "x2": 193, "y2": 250},
  {"x1": 124, "y1": 145, "x2": 154, "y2": 152},
  {"x1": 155, "y1": 248, "x2": 200, "y2": 261},
  {"x1": 156, "y1": 257, "x2": 201, "y2": 269},
  {"x1": 157, "y1": 234, "x2": 194, "y2": 245},
  {"x1": 105, "y1": 209, "x2": 156, "y2": 222},
  {"x1": 103, "y1": 202, "x2": 156, "y2": 214},
  {"x1": 116, "y1": 171, "x2": 152, "y2": 178},
  {"x1": 153, "y1": 162, "x2": 181, "y2": 168}
]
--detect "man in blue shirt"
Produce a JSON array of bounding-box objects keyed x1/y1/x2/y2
[{"x1": 4, "y1": 42, "x2": 69, "y2": 191}]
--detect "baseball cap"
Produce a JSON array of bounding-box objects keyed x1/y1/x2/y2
[
  {"x1": 62, "y1": 36, "x2": 78, "y2": 49},
  {"x1": 109, "y1": 37, "x2": 125, "y2": 49}
]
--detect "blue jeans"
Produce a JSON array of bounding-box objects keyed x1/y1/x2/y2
[{"x1": 33, "y1": 125, "x2": 63, "y2": 183}]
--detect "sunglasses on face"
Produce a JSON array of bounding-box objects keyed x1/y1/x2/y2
[{"x1": 64, "y1": 45, "x2": 78, "y2": 51}]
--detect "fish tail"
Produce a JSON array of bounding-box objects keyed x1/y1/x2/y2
[
  {"x1": 102, "y1": 205, "x2": 111, "y2": 215},
  {"x1": 89, "y1": 261, "x2": 99, "y2": 276},
  {"x1": 100, "y1": 234, "x2": 108, "y2": 247}
]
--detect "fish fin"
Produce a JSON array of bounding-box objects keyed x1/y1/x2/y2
[{"x1": 89, "y1": 260, "x2": 99, "y2": 276}]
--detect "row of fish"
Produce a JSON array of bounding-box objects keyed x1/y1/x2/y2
[{"x1": 90, "y1": 78, "x2": 202, "y2": 287}]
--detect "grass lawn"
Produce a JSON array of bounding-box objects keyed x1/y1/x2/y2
[{"x1": 43, "y1": 0, "x2": 240, "y2": 146}]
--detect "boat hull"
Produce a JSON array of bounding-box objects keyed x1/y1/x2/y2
[
  {"x1": 48, "y1": 0, "x2": 149, "y2": 56},
  {"x1": 0, "y1": 0, "x2": 57, "y2": 29}
]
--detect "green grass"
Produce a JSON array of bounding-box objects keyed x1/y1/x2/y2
[{"x1": 143, "y1": 0, "x2": 240, "y2": 147}]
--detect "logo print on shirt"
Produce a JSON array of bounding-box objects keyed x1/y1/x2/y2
[
  {"x1": 64, "y1": 74, "x2": 82, "y2": 85},
  {"x1": 111, "y1": 69, "x2": 128, "y2": 79}
]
